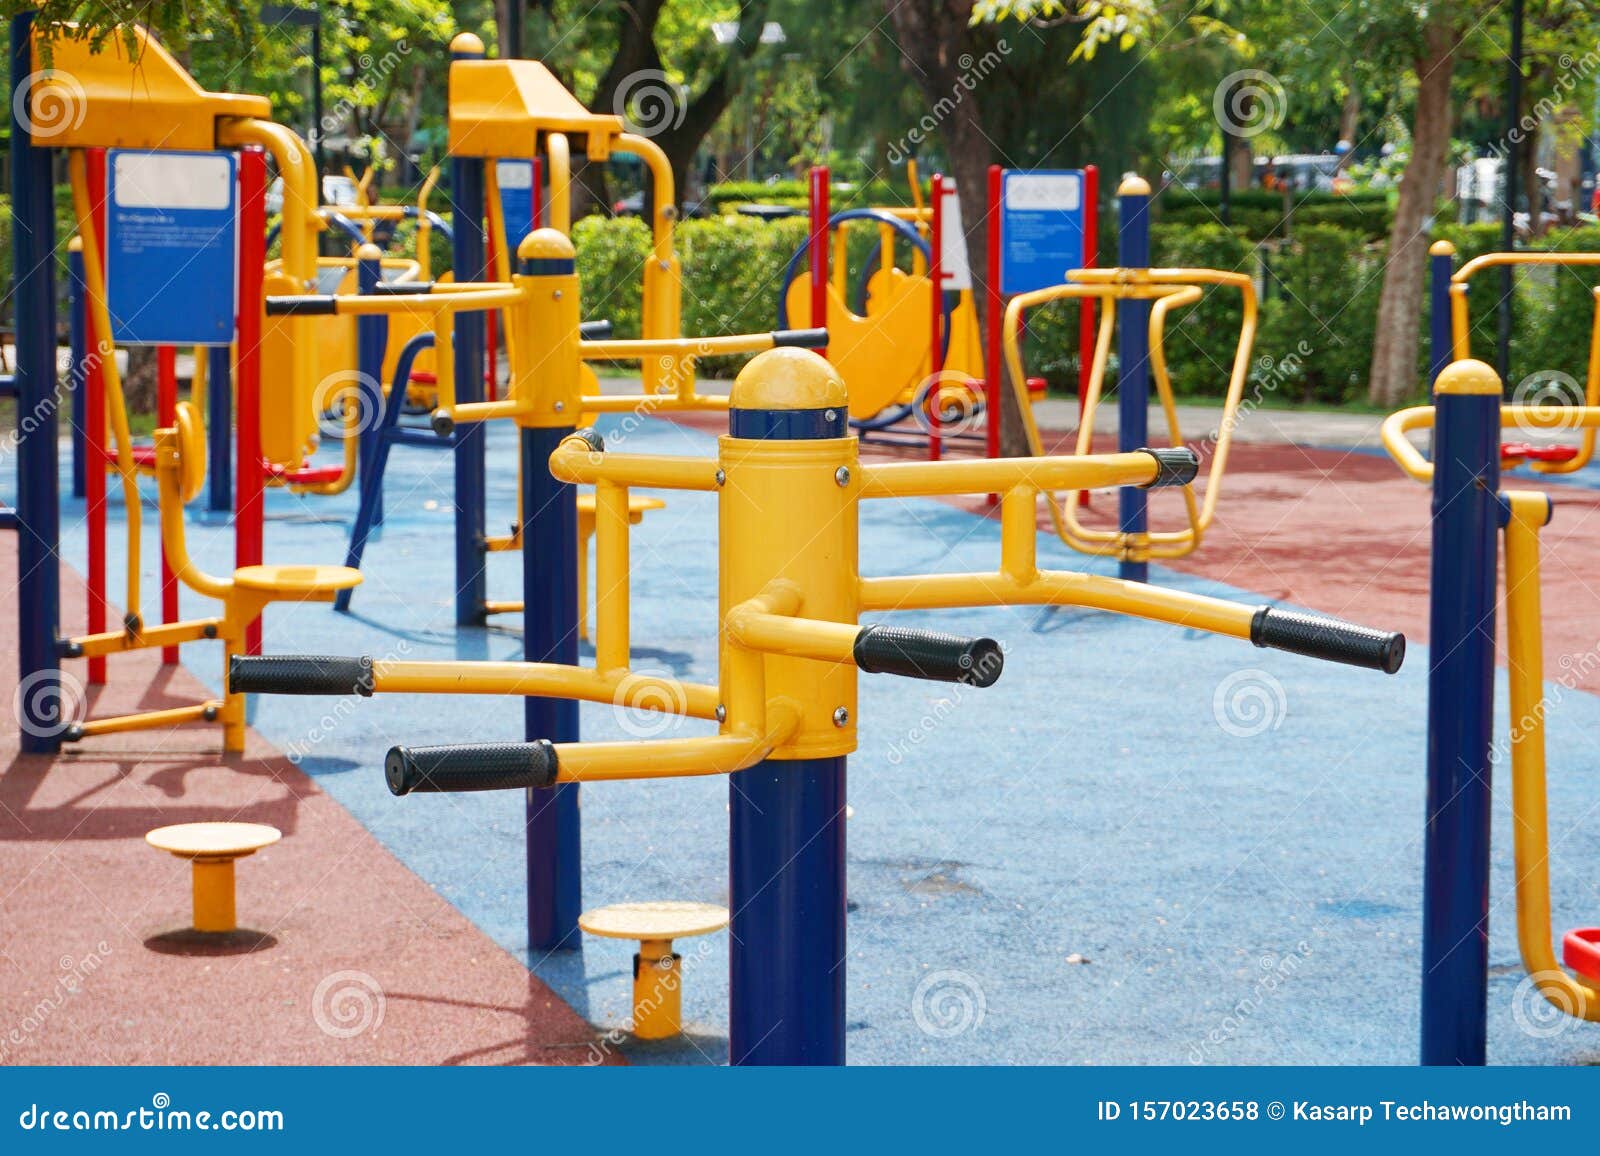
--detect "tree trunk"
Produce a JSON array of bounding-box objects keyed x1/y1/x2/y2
[
  {"x1": 884, "y1": 0, "x2": 1028, "y2": 453},
  {"x1": 123, "y1": 346, "x2": 158, "y2": 416},
  {"x1": 1227, "y1": 132, "x2": 1254, "y2": 190},
  {"x1": 1366, "y1": 13, "x2": 1460, "y2": 406}
]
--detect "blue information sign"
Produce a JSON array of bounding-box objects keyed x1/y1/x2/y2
[
  {"x1": 999, "y1": 169, "x2": 1086, "y2": 296},
  {"x1": 496, "y1": 159, "x2": 537, "y2": 250},
  {"x1": 104, "y1": 149, "x2": 238, "y2": 346}
]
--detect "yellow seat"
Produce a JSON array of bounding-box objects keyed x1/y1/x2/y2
[
  {"x1": 146, "y1": 822, "x2": 281, "y2": 933},
  {"x1": 578, "y1": 901, "x2": 728, "y2": 1040},
  {"x1": 234, "y1": 564, "x2": 362, "y2": 597}
]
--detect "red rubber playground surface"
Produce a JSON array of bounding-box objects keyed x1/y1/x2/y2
[{"x1": 6, "y1": 417, "x2": 1600, "y2": 1064}]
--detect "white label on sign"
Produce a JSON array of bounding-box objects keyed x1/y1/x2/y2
[
  {"x1": 1005, "y1": 172, "x2": 1081, "y2": 212},
  {"x1": 111, "y1": 152, "x2": 233, "y2": 210},
  {"x1": 939, "y1": 184, "x2": 972, "y2": 291},
  {"x1": 497, "y1": 160, "x2": 534, "y2": 190}
]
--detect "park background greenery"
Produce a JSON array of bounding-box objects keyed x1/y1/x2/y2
[{"x1": 6, "y1": 1, "x2": 1600, "y2": 415}]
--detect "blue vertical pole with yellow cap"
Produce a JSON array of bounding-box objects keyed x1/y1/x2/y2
[
  {"x1": 1116, "y1": 175, "x2": 1152, "y2": 583},
  {"x1": 1420, "y1": 357, "x2": 1502, "y2": 1066},
  {"x1": 723, "y1": 350, "x2": 856, "y2": 1065},
  {"x1": 12, "y1": 11, "x2": 64, "y2": 753},
  {"x1": 355, "y1": 243, "x2": 386, "y2": 528},
  {"x1": 1428, "y1": 240, "x2": 1456, "y2": 388},
  {"x1": 512, "y1": 229, "x2": 584, "y2": 950},
  {"x1": 449, "y1": 32, "x2": 488, "y2": 626}
]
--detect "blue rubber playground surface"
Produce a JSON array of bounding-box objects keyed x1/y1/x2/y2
[{"x1": 52, "y1": 412, "x2": 1600, "y2": 1065}]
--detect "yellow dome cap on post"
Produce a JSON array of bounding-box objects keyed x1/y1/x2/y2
[
  {"x1": 1434, "y1": 358, "x2": 1502, "y2": 396},
  {"x1": 517, "y1": 228, "x2": 576, "y2": 264},
  {"x1": 450, "y1": 32, "x2": 485, "y2": 56},
  {"x1": 729, "y1": 348, "x2": 847, "y2": 412}
]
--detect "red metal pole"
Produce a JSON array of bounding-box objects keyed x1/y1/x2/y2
[
  {"x1": 928, "y1": 173, "x2": 944, "y2": 462},
  {"x1": 236, "y1": 148, "x2": 267, "y2": 656},
  {"x1": 809, "y1": 165, "x2": 829, "y2": 357},
  {"x1": 985, "y1": 164, "x2": 1003, "y2": 463},
  {"x1": 157, "y1": 344, "x2": 178, "y2": 662},
  {"x1": 1078, "y1": 164, "x2": 1099, "y2": 507},
  {"x1": 85, "y1": 148, "x2": 108, "y2": 684}
]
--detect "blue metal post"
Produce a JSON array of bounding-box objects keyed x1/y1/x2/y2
[
  {"x1": 731, "y1": 755, "x2": 848, "y2": 1065},
  {"x1": 521, "y1": 422, "x2": 581, "y2": 950},
  {"x1": 449, "y1": 148, "x2": 487, "y2": 624},
  {"x1": 12, "y1": 14, "x2": 63, "y2": 753},
  {"x1": 1116, "y1": 176, "x2": 1152, "y2": 583},
  {"x1": 355, "y1": 245, "x2": 386, "y2": 528},
  {"x1": 1419, "y1": 359, "x2": 1502, "y2": 1067},
  {"x1": 1428, "y1": 241, "x2": 1456, "y2": 389},
  {"x1": 68, "y1": 245, "x2": 87, "y2": 499},
  {"x1": 206, "y1": 346, "x2": 232, "y2": 511}
]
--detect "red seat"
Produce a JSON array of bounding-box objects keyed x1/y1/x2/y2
[
  {"x1": 128, "y1": 444, "x2": 157, "y2": 468},
  {"x1": 261, "y1": 459, "x2": 345, "y2": 486},
  {"x1": 1563, "y1": 927, "x2": 1600, "y2": 982},
  {"x1": 1501, "y1": 442, "x2": 1580, "y2": 466},
  {"x1": 408, "y1": 370, "x2": 437, "y2": 385}
]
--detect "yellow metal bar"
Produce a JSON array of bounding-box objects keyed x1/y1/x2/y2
[
  {"x1": 1449, "y1": 284, "x2": 1471, "y2": 363},
  {"x1": 548, "y1": 440, "x2": 722, "y2": 491},
  {"x1": 417, "y1": 166, "x2": 440, "y2": 279},
  {"x1": 859, "y1": 450, "x2": 1159, "y2": 498},
  {"x1": 71, "y1": 618, "x2": 223, "y2": 658},
  {"x1": 1383, "y1": 403, "x2": 1600, "y2": 484},
  {"x1": 1529, "y1": 286, "x2": 1600, "y2": 474},
  {"x1": 76, "y1": 702, "x2": 221, "y2": 738},
  {"x1": 191, "y1": 859, "x2": 237, "y2": 933},
  {"x1": 69, "y1": 150, "x2": 143, "y2": 627},
  {"x1": 1502, "y1": 490, "x2": 1600, "y2": 1021},
  {"x1": 727, "y1": 609, "x2": 859, "y2": 665},
  {"x1": 366, "y1": 659, "x2": 720, "y2": 720},
  {"x1": 314, "y1": 288, "x2": 523, "y2": 315},
  {"x1": 594, "y1": 480, "x2": 630, "y2": 673},
  {"x1": 546, "y1": 132, "x2": 573, "y2": 233},
  {"x1": 581, "y1": 334, "x2": 779, "y2": 360},
  {"x1": 217, "y1": 119, "x2": 318, "y2": 288},
  {"x1": 156, "y1": 429, "x2": 234, "y2": 600},
  {"x1": 616, "y1": 133, "x2": 675, "y2": 268},
  {"x1": 577, "y1": 393, "x2": 731, "y2": 414},
  {"x1": 1454, "y1": 250, "x2": 1600, "y2": 283},
  {"x1": 440, "y1": 398, "x2": 528, "y2": 425},
  {"x1": 483, "y1": 599, "x2": 523, "y2": 614},
  {"x1": 859, "y1": 569, "x2": 1259, "y2": 641},
  {"x1": 547, "y1": 700, "x2": 799, "y2": 783}
]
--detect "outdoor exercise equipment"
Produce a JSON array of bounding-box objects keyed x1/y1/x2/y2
[
  {"x1": 1384, "y1": 359, "x2": 1600, "y2": 1067},
  {"x1": 776, "y1": 163, "x2": 992, "y2": 448},
  {"x1": 578, "y1": 901, "x2": 729, "y2": 1040},
  {"x1": 1428, "y1": 239, "x2": 1600, "y2": 472},
  {"x1": 231, "y1": 345, "x2": 1405, "y2": 1065},
  {"x1": 1001, "y1": 176, "x2": 1257, "y2": 583},
  {"x1": 8, "y1": 15, "x2": 354, "y2": 748},
  {"x1": 267, "y1": 220, "x2": 824, "y2": 953},
  {"x1": 146, "y1": 822, "x2": 282, "y2": 934}
]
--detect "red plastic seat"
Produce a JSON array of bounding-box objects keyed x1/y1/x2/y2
[
  {"x1": 128, "y1": 444, "x2": 157, "y2": 468},
  {"x1": 1563, "y1": 927, "x2": 1600, "y2": 982},
  {"x1": 408, "y1": 370, "x2": 437, "y2": 385},
  {"x1": 261, "y1": 459, "x2": 345, "y2": 486},
  {"x1": 1501, "y1": 442, "x2": 1580, "y2": 467}
]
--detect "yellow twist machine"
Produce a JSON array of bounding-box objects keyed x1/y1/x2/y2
[{"x1": 232, "y1": 340, "x2": 1404, "y2": 1064}]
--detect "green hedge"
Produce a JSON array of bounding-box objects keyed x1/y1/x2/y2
[
  {"x1": 1159, "y1": 189, "x2": 1392, "y2": 243},
  {"x1": 1256, "y1": 226, "x2": 1382, "y2": 404}
]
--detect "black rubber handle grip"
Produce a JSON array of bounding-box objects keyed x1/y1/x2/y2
[
  {"x1": 265, "y1": 295, "x2": 337, "y2": 316},
  {"x1": 772, "y1": 327, "x2": 830, "y2": 349},
  {"x1": 1137, "y1": 447, "x2": 1199, "y2": 488},
  {"x1": 1251, "y1": 606, "x2": 1405, "y2": 674},
  {"x1": 228, "y1": 654, "x2": 374, "y2": 696},
  {"x1": 385, "y1": 741, "x2": 560, "y2": 795},
  {"x1": 579, "y1": 320, "x2": 614, "y2": 339},
  {"x1": 369, "y1": 280, "x2": 436, "y2": 295},
  {"x1": 853, "y1": 624, "x2": 1004, "y2": 687}
]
